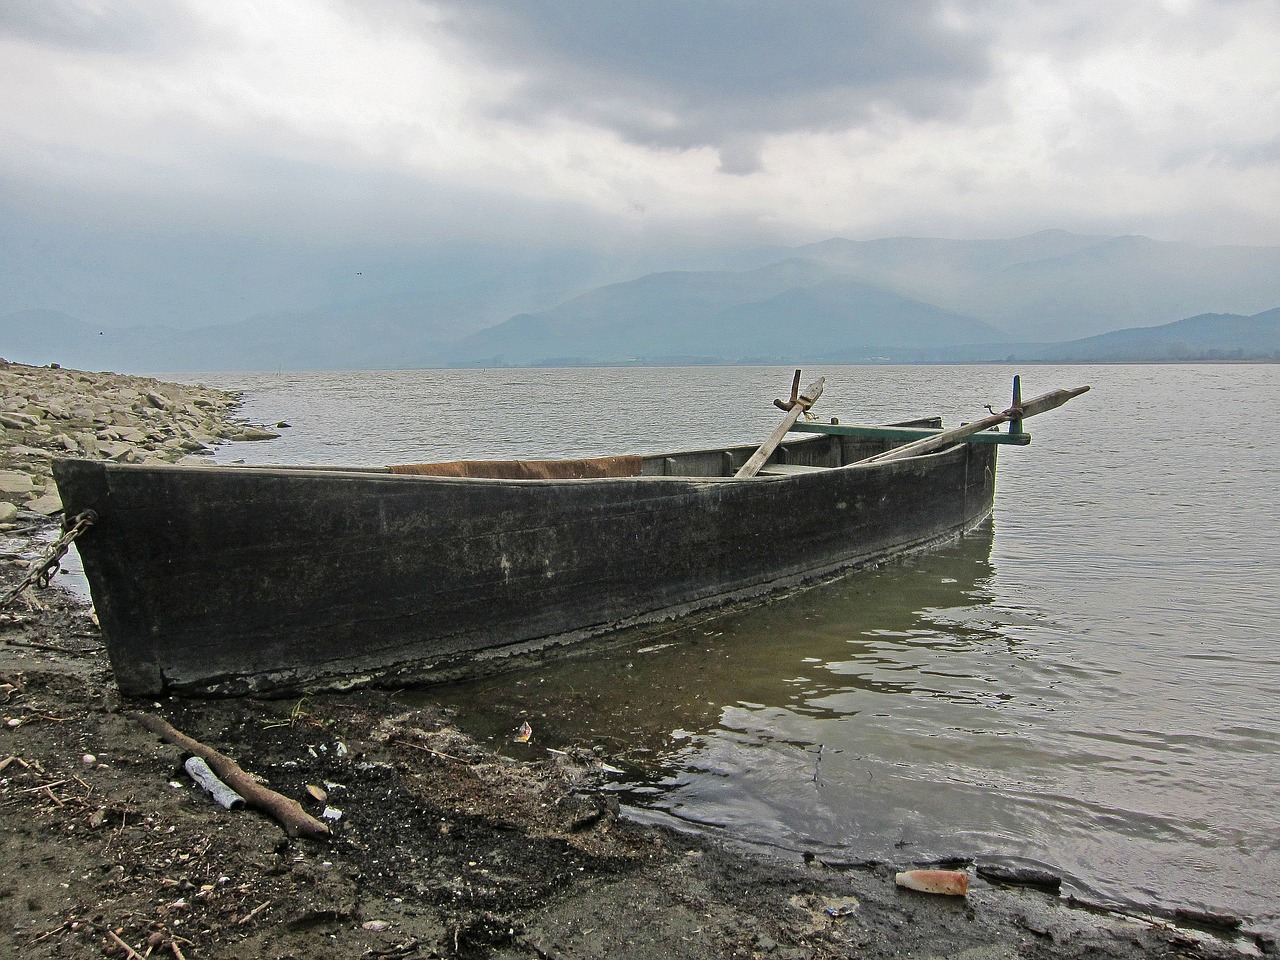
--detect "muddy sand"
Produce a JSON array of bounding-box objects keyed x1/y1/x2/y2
[{"x1": 0, "y1": 361, "x2": 1265, "y2": 959}]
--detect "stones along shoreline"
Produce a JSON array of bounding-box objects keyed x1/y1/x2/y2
[{"x1": 0, "y1": 359, "x2": 279, "y2": 523}]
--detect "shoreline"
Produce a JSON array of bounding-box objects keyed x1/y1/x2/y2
[{"x1": 1, "y1": 361, "x2": 1267, "y2": 959}]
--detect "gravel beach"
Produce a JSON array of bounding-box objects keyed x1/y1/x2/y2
[{"x1": 0, "y1": 361, "x2": 1263, "y2": 960}]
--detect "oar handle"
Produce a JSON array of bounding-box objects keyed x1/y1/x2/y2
[
  {"x1": 736, "y1": 374, "x2": 825, "y2": 479},
  {"x1": 857, "y1": 384, "x2": 1089, "y2": 465},
  {"x1": 1009, "y1": 384, "x2": 1090, "y2": 420}
]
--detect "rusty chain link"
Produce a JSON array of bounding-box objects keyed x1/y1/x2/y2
[{"x1": 0, "y1": 510, "x2": 97, "y2": 610}]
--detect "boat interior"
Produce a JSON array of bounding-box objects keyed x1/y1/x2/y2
[{"x1": 384, "y1": 418, "x2": 945, "y2": 481}]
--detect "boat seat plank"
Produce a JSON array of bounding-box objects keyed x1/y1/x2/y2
[{"x1": 757, "y1": 463, "x2": 829, "y2": 476}]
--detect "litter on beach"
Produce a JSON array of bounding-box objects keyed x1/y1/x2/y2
[{"x1": 894, "y1": 869, "x2": 971, "y2": 897}]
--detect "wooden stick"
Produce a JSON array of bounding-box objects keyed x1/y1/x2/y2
[
  {"x1": 107, "y1": 929, "x2": 144, "y2": 959},
  {"x1": 131, "y1": 712, "x2": 329, "y2": 839},
  {"x1": 856, "y1": 385, "x2": 1089, "y2": 465},
  {"x1": 237, "y1": 900, "x2": 273, "y2": 925},
  {"x1": 735, "y1": 375, "x2": 825, "y2": 479},
  {"x1": 394, "y1": 738, "x2": 470, "y2": 764}
]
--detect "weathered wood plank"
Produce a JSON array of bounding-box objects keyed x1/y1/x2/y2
[{"x1": 757, "y1": 463, "x2": 829, "y2": 476}]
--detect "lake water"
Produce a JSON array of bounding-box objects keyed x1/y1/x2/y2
[{"x1": 189, "y1": 364, "x2": 1280, "y2": 940}]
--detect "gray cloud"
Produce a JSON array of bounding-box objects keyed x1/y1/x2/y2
[
  {"x1": 0, "y1": 0, "x2": 199, "y2": 55},
  {"x1": 429, "y1": 0, "x2": 997, "y2": 172},
  {"x1": 2, "y1": 0, "x2": 1277, "y2": 266}
]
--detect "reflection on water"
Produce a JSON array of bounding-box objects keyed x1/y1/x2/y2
[
  {"x1": 419, "y1": 523, "x2": 997, "y2": 755},
  {"x1": 422, "y1": 523, "x2": 1002, "y2": 760},
  {"x1": 183, "y1": 363, "x2": 1280, "y2": 939}
]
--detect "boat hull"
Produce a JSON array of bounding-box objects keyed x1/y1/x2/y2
[{"x1": 53, "y1": 442, "x2": 996, "y2": 696}]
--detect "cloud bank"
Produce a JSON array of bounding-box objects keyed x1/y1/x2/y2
[{"x1": 1, "y1": 0, "x2": 1277, "y2": 252}]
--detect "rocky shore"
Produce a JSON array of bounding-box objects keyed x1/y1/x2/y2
[
  {"x1": 0, "y1": 360, "x2": 279, "y2": 522},
  {"x1": 0, "y1": 362, "x2": 1264, "y2": 960}
]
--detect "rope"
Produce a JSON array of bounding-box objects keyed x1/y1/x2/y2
[{"x1": 0, "y1": 510, "x2": 97, "y2": 610}]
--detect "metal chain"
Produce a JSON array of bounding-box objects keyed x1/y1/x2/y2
[{"x1": 0, "y1": 510, "x2": 97, "y2": 610}]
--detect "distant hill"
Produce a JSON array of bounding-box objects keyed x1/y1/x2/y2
[
  {"x1": 442, "y1": 260, "x2": 1012, "y2": 365},
  {"x1": 793, "y1": 231, "x2": 1280, "y2": 341},
  {"x1": 445, "y1": 231, "x2": 1280, "y2": 365},
  {"x1": 4, "y1": 231, "x2": 1279, "y2": 370},
  {"x1": 1037, "y1": 308, "x2": 1280, "y2": 362}
]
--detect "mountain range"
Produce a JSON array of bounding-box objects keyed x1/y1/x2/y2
[{"x1": 3, "y1": 231, "x2": 1278, "y2": 370}]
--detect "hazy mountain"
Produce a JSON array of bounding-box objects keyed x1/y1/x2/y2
[
  {"x1": 794, "y1": 231, "x2": 1280, "y2": 340},
  {"x1": 699, "y1": 279, "x2": 1004, "y2": 361},
  {"x1": 1037, "y1": 308, "x2": 1280, "y2": 362},
  {"x1": 4, "y1": 231, "x2": 1279, "y2": 370},
  {"x1": 444, "y1": 259, "x2": 836, "y2": 364},
  {"x1": 444, "y1": 269, "x2": 1006, "y2": 365},
  {"x1": 445, "y1": 230, "x2": 1280, "y2": 364}
]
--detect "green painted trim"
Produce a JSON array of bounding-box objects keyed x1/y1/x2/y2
[{"x1": 789, "y1": 421, "x2": 1033, "y2": 446}]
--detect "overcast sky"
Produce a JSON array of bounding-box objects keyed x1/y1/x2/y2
[{"x1": 2, "y1": 0, "x2": 1279, "y2": 267}]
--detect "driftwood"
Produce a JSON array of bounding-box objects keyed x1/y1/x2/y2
[{"x1": 131, "y1": 712, "x2": 329, "y2": 839}]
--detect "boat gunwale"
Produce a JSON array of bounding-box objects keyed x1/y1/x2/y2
[{"x1": 75, "y1": 440, "x2": 972, "y2": 486}]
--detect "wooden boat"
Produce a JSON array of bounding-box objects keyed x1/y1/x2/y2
[{"x1": 51, "y1": 375, "x2": 1087, "y2": 697}]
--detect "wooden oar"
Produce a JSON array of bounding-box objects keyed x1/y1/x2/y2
[
  {"x1": 734, "y1": 373, "x2": 825, "y2": 479},
  {"x1": 855, "y1": 384, "x2": 1089, "y2": 465}
]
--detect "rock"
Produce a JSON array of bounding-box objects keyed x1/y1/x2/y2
[
  {"x1": 0, "y1": 412, "x2": 39, "y2": 429},
  {"x1": 10, "y1": 445, "x2": 53, "y2": 460},
  {"x1": 25, "y1": 491, "x2": 63, "y2": 516},
  {"x1": 0, "y1": 502, "x2": 17, "y2": 522},
  {"x1": 96, "y1": 441, "x2": 134, "y2": 461},
  {"x1": 0, "y1": 471, "x2": 36, "y2": 496},
  {"x1": 24, "y1": 496, "x2": 62, "y2": 519},
  {"x1": 232, "y1": 427, "x2": 281, "y2": 441}
]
